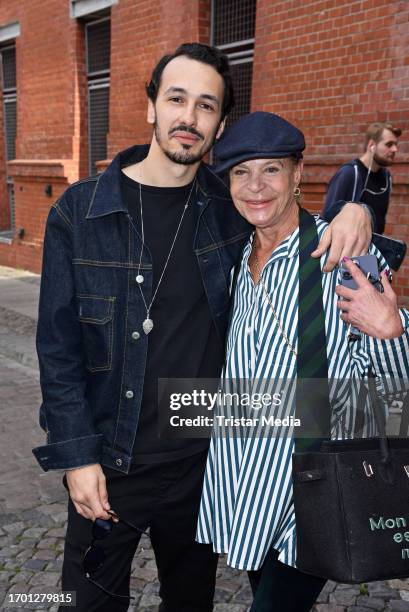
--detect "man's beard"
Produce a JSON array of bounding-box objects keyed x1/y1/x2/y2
[
  {"x1": 373, "y1": 152, "x2": 393, "y2": 167},
  {"x1": 154, "y1": 121, "x2": 214, "y2": 165}
]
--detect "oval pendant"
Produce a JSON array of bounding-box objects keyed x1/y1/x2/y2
[{"x1": 142, "y1": 318, "x2": 154, "y2": 335}]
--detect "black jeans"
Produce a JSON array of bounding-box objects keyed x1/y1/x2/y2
[
  {"x1": 247, "y1": 546, "x2": 326, "y2": 612},
  {"x1": 60, "y1": 450, "x2": 218, "y2": 611}
]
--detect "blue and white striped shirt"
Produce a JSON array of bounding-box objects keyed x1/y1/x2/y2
[{"x1": 197, "y1": 217, "x2": 409, "y2": 571}]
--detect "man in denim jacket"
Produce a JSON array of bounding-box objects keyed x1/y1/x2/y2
[{"x1": 33, "y1": 43, "x2": 372, "y2": 611}]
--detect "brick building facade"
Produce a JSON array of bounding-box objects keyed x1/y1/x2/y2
[{"x1": 0, "y1": 0, "x2": 408, "y2": 302}]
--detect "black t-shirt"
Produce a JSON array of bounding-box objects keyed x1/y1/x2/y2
[
  {"x1": 355, "y1": 159, "x2": 390, "y2": 234},
  {"x1": 121, "y1": 172, "x2": 224, "y2": 465}
]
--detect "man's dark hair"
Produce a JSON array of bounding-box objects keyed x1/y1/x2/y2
[{"x1": 145, "y1": 42, "x2": 234, "y2": 120}]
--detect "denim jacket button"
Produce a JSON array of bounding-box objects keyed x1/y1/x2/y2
[
  {"x1": 131, "y1": 331, "x2": 140, "y2": 340},
  {"x1": 125, "y1": 390, "x2": 134, "y2": 399},
  {"x1": 115, "y1": 458, "x2": 123, "y2": 467}
]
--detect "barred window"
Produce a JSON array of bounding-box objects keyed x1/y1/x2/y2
[
  {"x1": 212, "y1": 0, "x2": 256, "y2": 47},
  {"x1": 211, "y1": 0, "x2": 256, "y2": 126},
  {"x1": 1, "y1": 45, "x2": 17, "y2": 161},
  {"x1": 2, "y1": 46, "x2": 16, "y2": 91},
  {"x1": 1, "y1": 44, "x2": 17, "y2": 230},
  {"x1": 4, "y1": 97, "x2": 16, "y2": 162},
  {"x1": 86, "y1": 17, "x2": 110, "y2": 174}
]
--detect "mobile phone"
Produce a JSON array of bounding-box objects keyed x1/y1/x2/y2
[{"x1": 338, "y1": 255, "x2": 383, "y2": 340}]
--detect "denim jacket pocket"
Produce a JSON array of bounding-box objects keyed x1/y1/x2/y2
[{"x1": 77, "y1": 294, "x2": 115, "y2": 372}]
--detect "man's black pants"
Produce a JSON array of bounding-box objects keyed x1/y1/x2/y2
[{"x1": 60, "y1": 450, "x2": 218, "y2": 611}]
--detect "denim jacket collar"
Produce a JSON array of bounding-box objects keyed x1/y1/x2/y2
[{"x1": 86, "y1": 143, "x2": 232, "y2": 220}]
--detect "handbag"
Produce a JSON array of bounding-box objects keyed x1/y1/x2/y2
[{"x1": 292, "y1": 209, "x2": 409, "y2": 584}]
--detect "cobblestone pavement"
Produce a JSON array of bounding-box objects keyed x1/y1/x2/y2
[{"x1": 1, "y1": 266, "x2": 409, "y2": 611}]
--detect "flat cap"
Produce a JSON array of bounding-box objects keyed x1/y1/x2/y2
[{"x1": 213, "y1": 111, "x2": 305, "y2": 174}]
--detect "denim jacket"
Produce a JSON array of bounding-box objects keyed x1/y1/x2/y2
[{"x1": 32, "y1": 144, "x2": 251, "y2": 473}]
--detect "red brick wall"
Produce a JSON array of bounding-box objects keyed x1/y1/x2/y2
[
  {"x1": 14, "y1": 2, "x2": 82, "y2": 160},
  {"x1": 0, "y1": 175, "x2": 68, "y2": 273},
  {"x1": 252, "y1": 0, "x2": 409, "y2": 304},
  {"x1": 0, "y1": 1, "x2": 84, "y2": 163}
]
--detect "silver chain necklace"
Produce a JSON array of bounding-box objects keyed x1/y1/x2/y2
[
  {"x1": 251, "y1": 243, "x2": 298, "y2": 357},
  {"x1": 136, "y1": 178, "x2": 196, "y2": 334}
]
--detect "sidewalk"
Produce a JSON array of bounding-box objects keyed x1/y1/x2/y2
[
  {"x1": 0, "y1": 267, "x2": 39, "y2": 369},
  {"x1": 0, "y1": 264, "x2": 408, "y2": 611}
]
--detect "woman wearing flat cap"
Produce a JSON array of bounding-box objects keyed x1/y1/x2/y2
[{"x1": 196, "y1": 112, "x2": 409, "y2": 611}]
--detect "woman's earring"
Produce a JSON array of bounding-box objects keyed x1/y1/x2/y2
[{"x1": 294, "y1": 186, "x2": 301, "y2": 203}]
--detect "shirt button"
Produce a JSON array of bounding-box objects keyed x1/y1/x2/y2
[
  {"x1": 131, "y1": 331, "x2": 140, "y2": 340},
  {"x1": 136, "y1": 275, "x2": 144, "y2": 284},
  {"x1": 246, "y1": 327, "x2": 252, "y2": 334},
  {"x1": 125, "y1": 390, "x2": 134, "y2": 399},
  {"x1": 115, "y1": 458, "x2": 123, "y2": 467}
]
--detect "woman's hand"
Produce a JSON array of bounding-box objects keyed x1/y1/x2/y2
[
  {"x1": 335, "y1": 258, "x2": 403, "y2": 339},
  {"x1": 312, "y1": 203, "x2": 372, "y2": 272}
]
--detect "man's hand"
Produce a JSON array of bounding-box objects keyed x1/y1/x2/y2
[
  {"x1": 312, "y1": 203, "x2": 372, "y2": 272},
  {"x1": 335, "y1": 259, "x2": 403, "y2": 339},
  {"x1": 65, "y1": 464, "x2": 112, "y2": 522}
]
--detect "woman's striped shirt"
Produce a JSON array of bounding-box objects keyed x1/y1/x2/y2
[{"x1": 196, "y1": 217, "x2": 409, "y2": 571}]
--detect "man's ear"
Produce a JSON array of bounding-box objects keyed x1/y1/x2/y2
[
  {"x1": 216, "y1": 118, "x2": 226, "y2": 140},
  {"x1": 147, "y1": 99, "x2": 156, "y2": 125}
]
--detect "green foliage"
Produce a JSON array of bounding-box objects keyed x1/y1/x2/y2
[{"x1": 359, "y1": 583, "x2": 369, "y2": 596}]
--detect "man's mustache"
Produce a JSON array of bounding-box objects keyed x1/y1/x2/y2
[{"x1": 169, "y1": 126, "x2": 204, "y2": 141}]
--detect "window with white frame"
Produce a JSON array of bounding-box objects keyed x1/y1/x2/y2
[
  {"x1": 71, "y1": 0, "x2": 118, "y2": 19},
  {"x1": 86, "y1": 16, "x2": 110, "y2": 174},
  {"x1": 211, "y1": 0, "x2": 257, "y2": 126}
]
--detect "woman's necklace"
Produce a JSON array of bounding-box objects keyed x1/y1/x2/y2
[
  {"x1": 251, "y1": 239, "x2": 298, "y2": 357},
  {"x1": 136, "y1": 178, "x2": 196, "y2": 335}
]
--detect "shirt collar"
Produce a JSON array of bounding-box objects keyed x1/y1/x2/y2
[{"x1": 86, "y1": 144, "x2": 148, "y2": 219}]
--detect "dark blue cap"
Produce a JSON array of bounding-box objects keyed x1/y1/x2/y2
[{"x1": 213, "y1": 111, "x2": 305, "y2": 174}]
